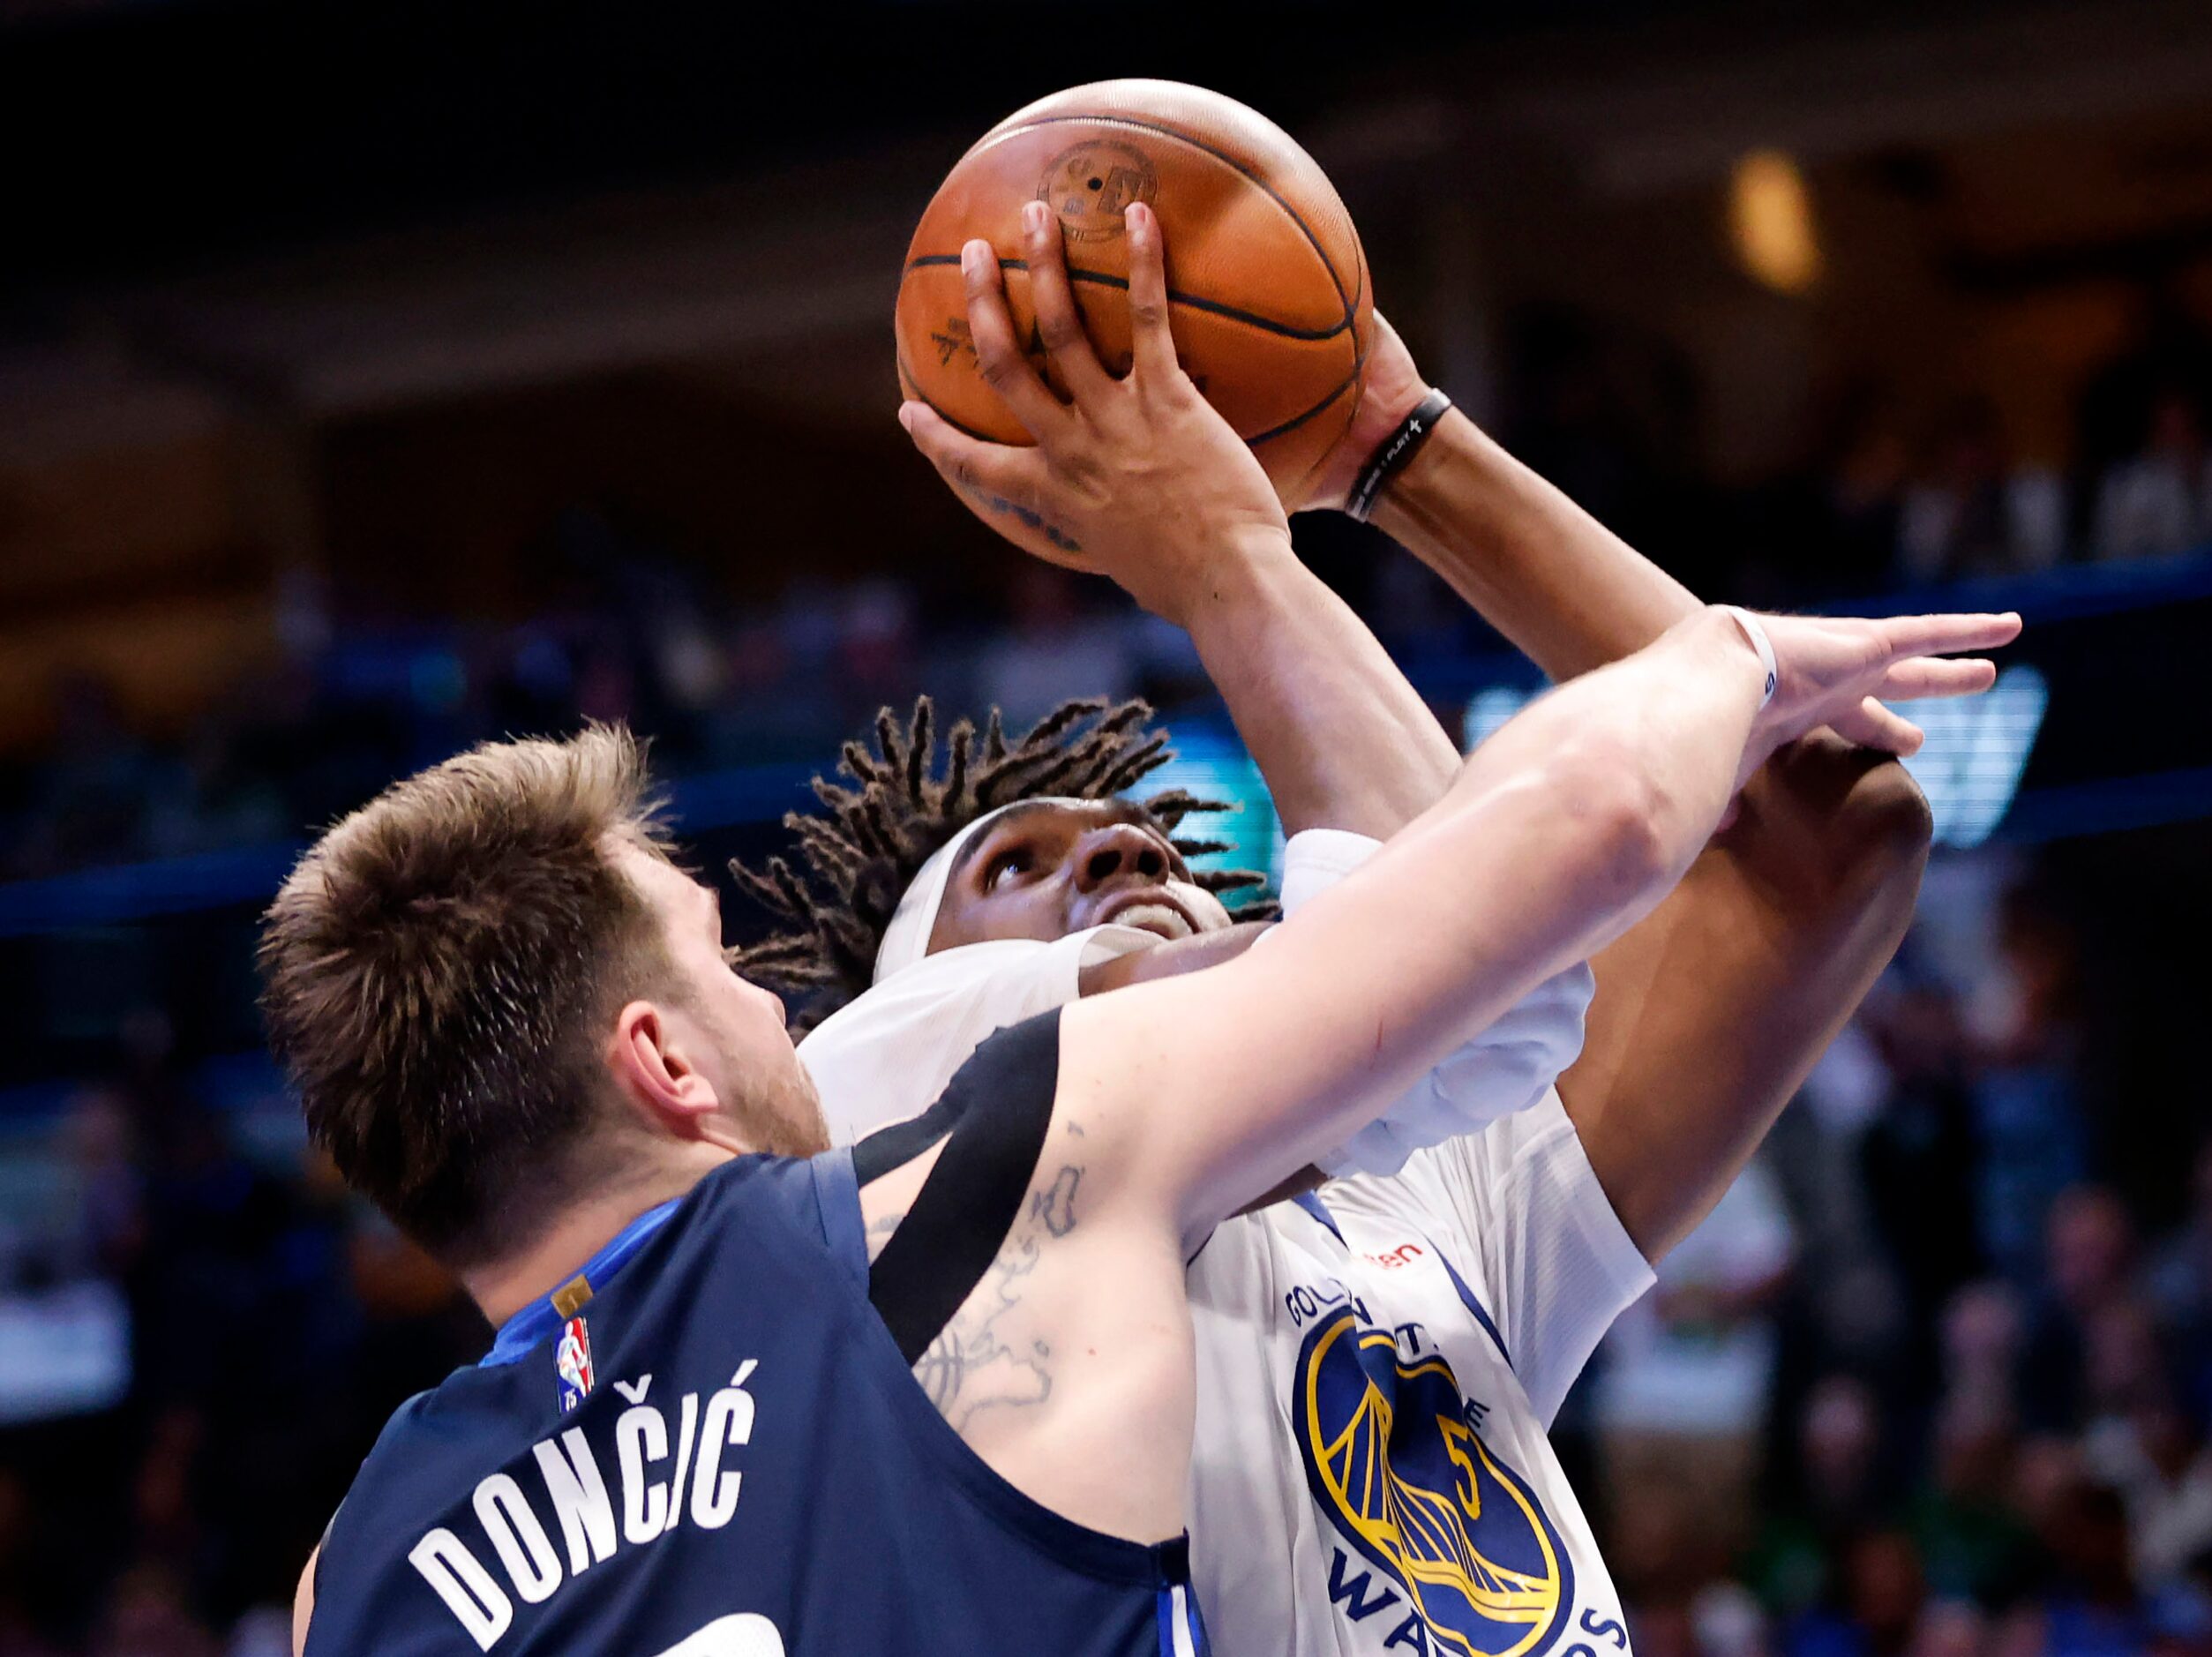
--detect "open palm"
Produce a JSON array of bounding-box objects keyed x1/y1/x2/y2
[{"x1": 1758, "y1": 611, "x2": 2023, "y2": 759}]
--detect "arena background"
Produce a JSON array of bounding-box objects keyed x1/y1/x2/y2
[{"x1": 5, "y1": 2, "x2": 2212, "y2": 1652}]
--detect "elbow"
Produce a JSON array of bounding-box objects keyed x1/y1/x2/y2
[
  {"x1": 1850, "y1": 757, "x2": 1937, "y2": 872},
  {"x1": 1745, "y1": 733, "x2": 1934, "y2": 917},
  {"x1": 1842, "y1": 759, "x2": 1935, "y2": 929}
]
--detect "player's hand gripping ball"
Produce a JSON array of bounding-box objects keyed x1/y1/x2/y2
[{"x1": 896, "y1": 79, "x2": 1375, "y2": 503}]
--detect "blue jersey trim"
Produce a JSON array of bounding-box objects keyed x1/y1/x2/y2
[
  {"x1": 480, "y1": 1193, "x2": 685, "y2": 1368},
  {"x1": 1292, "y1": 1191, "x2": 1344, "y2": 1242},
  {"x1": 809, "y1": 1146, "x2": 867, "y2": 1289},
  {"x1": 461, "y1": 1147, "x2": 1189, "y2": 1590},
  {"x1": 1427, "y1": 1233, "x2": 1514, "y2": 1371},
  {"x1": 1154, "y1": 1577, "x2": 1210, "y2": 1656}
]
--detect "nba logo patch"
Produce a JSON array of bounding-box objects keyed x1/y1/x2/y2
[{"x1": 555, "y1": 1316, "x2": 595, "y2": 1412}]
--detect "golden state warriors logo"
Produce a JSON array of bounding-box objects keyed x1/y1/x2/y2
[{"x1": 1299, "y1": 1311, "x2": 1573, "y2": 1657}]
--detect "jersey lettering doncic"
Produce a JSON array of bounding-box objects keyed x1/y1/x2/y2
[{"x1": 309, "y1": 1148, "x2": 1204, "y2": 1655}]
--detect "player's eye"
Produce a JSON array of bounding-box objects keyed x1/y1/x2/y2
[{"x1": 985, "y1": 849, "x2": 1031, "y2": 892}]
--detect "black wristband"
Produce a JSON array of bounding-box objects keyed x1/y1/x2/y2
[{"x1": 1346, "y1": 388, "x2": 1454, "y2": 522}]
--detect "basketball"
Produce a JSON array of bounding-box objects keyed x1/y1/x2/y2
[{"x1": 896, "y1": 79, "x2": 1374, "y2": 498}]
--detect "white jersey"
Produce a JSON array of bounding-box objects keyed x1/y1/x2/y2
[
  {"x1": 1188, "y1": 1091, "x2": 1653, "y2": 1657},
  {"x1": 799, "y1": 828, "x2": 1634, "y2": 1657}
]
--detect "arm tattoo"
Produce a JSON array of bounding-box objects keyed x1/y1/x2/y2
[
  {"x1": 1031, "y1": 1165, "x2": 1081, "y2": 1239},
  {"x1": 910, "y1": 1159, "x2": 1086, "y2": 1436},
  {"x1": 864, "y1": 1208, "x2": 904, "y2": 1263},
  {"x1": 914, "y1": 1229, "x2": 1052, "y2": 1434},
  {"x1": 957, "y1": 480, "x2": 1084, "y2": 554}
]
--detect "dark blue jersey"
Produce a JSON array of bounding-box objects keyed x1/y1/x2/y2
[{"x1": 308, "y1": 1147, "x2": 1205, "y2": 1655}]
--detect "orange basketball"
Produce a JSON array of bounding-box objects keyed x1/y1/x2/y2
[{"x1": 895, "y1": 79, "x2": 1373, "y2": 499}]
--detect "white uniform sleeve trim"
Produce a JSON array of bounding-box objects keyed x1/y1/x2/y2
[
  {"x1": 1329, "y1": 1091, "x2": 1654, "y2": 1429},
  {"x1": 1274, "y1": 830, "x2": 1595, "y2": 1178},
  {"x1": 1278, "y1": 828, "x2": 1383, "y2": 918},
  {"x1": 1503, "y1": 1101, "x2": 1654, "y2": 1426}
]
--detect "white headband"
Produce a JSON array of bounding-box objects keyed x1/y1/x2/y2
[{"x1": 872, "y1": 799, "x2": 1085, "y2": 984}]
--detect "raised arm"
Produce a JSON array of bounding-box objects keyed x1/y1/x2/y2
[
  {"x1": 1336, "y1": 321, "x2": 1697, "y2": 681},
  {"x1": 906, "y1": 199, "x2": 1458, "y2": 842},
  {"x1": 1307, "y1": 319, "x2": 1942, "y2": 1255},
  {"x1": 900, "y1": 211, "x2": 2012, "y2": 1230},
  {"x1": 1064, "y1": 601, "x2": 2012, "y2": 1246}
]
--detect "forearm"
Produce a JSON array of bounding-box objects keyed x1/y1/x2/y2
[
  {"x1": 1369, "y1": 409, "x2": 1698, "y2": 680},
  {"x1": 1079, "y1": 607, "x2": 1774, "y2": 1233},
  {"x1": 1372, "y1": 414, "x2": 1939, "y2": 1255},
  {"x1": 1562, "y1": 736, "x2": 1932, "y2": 1257},
  {"x1": 1177, "y1": 531, "x2": 1459, "y2": 838}
]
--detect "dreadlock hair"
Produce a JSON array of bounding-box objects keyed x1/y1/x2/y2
[{"x1": 730, "y1": 696, "x2": 1271, "y2": 1026}]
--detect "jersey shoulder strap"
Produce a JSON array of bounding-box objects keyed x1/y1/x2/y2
[{"x1": 855, "y1": 1009, "x2": 1062, "y2": 1362}]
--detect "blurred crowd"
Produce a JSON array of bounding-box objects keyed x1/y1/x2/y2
[
  {"x1": 0, "y1": 295, "x2": 2209, "y2": 1656},
  {"x1": 1466, "y1": 298, "x2": 2212, "y2": 619},
  {"x1": 1576, "y1": 854, "x2": 2212, "y2": 1657},
  {"x1": 0, "y1": 544, "x2": 1204, "y2": 885},
  {"x1": 6, "y1": 298, "x2": 2212, "y2": 886},
  {"x1": 0, "y1": 1009, "x2": 487, "y2": 1657},
  {"x1": 2, "y1": 830, "x2": 2207, "y2": 1657}
]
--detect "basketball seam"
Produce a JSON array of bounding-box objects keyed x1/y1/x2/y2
[
  {"x1": 896, "y1": 352, "x2": 999, "y2": 443},
  {"x1": 996, "y1": 112, "x2": 1356, "y2": 326},
  {"x1": 986, "y1": 108, "x2": 1376, "y2": 468},
  {"x1": 1248, "y1": 364, "x2": 1360, "y2": 446},
  {"x1": 904, "y1": 254, "x2": 1350, "y2": 344},
  {"x1": 900, "y1": 341, "x2": 1353, "y2": 451}
]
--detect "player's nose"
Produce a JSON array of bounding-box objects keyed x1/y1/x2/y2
[{"x1": 1070, "y1": 822, "x2": 1169, "y2": 893}]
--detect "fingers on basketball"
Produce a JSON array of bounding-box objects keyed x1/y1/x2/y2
[
  {"x1": 962, "y1": 241, "x2": 1064, "y2": 436},
  {"x1": 1123, "y1": 203, "x2": 1181, "y2": 385},
  {"x1": 902, "y1": 401, "x2": 1032, "y2": 505},
  {"x1": 1021, "y1": 206, "x2": 1112, "y2": 401}
]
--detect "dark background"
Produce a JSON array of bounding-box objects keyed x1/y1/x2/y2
[{"x1": 4, "y1": 3, "x2": 2212, "y2": 1653}]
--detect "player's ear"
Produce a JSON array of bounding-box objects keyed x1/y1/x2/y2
[{"x1": 607, "y1": 1001, "x2": 721, "y2": 1139}]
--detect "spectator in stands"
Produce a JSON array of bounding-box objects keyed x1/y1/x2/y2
[
  {"x1": 1860, "y1": 981, "x2": 1987, "y2": 1381},
  {"x1": 974, "y1": 562, "x2": 1140, "y2": 727},
  {"x1": 1908, "y1": 1390, "x2": 2036, "y2": 1608},
  {"x1": 2020, "y1": 1188, "x2": 2140, "y2": 1434},
  {"x1": 1781, "y1": 1530, "x2": 1929, "y2": 1657},
  {"x1": 2030, "y1": 1481, "x2": 2151, "y2": 1657},
  {"x1": 1812, "y1": 388, "x2": 1913, "y2": 598},
  {"x1": 1967, "y1": 888, "x2": 2089, "y2": 1285},
  {"x1": 2084, "y1": 1397, "x2": 2212, "y2": 1596},
  {"x1": 1597, "y1": 1156, "x2": 1798, "y2": 1552},
  {"x1": 2090, "y1": 388, "x2": 2212, "y2": 563},
  {"x1": 1896, "y1": 401, "x2": 2066, "y2": 585},
  {"x1": 1750, "y1": 1377, "x2": 1898, "y2": 1618}
]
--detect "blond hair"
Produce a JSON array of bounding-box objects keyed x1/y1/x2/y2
[{"x1": 259, "y1": 725, "x2": 672, "y2": 1263}]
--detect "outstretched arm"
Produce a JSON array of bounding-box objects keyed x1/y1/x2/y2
[
  {"x1": 901, "y1": 203, "x2": 2016, "y2": 1242},
  {"x1": 1334, "y1": 322, "x2": 1938, "y2": 1255},
  {"x1": 1072, "y1": 600, "x2": 2005, "y2": 1247}
]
